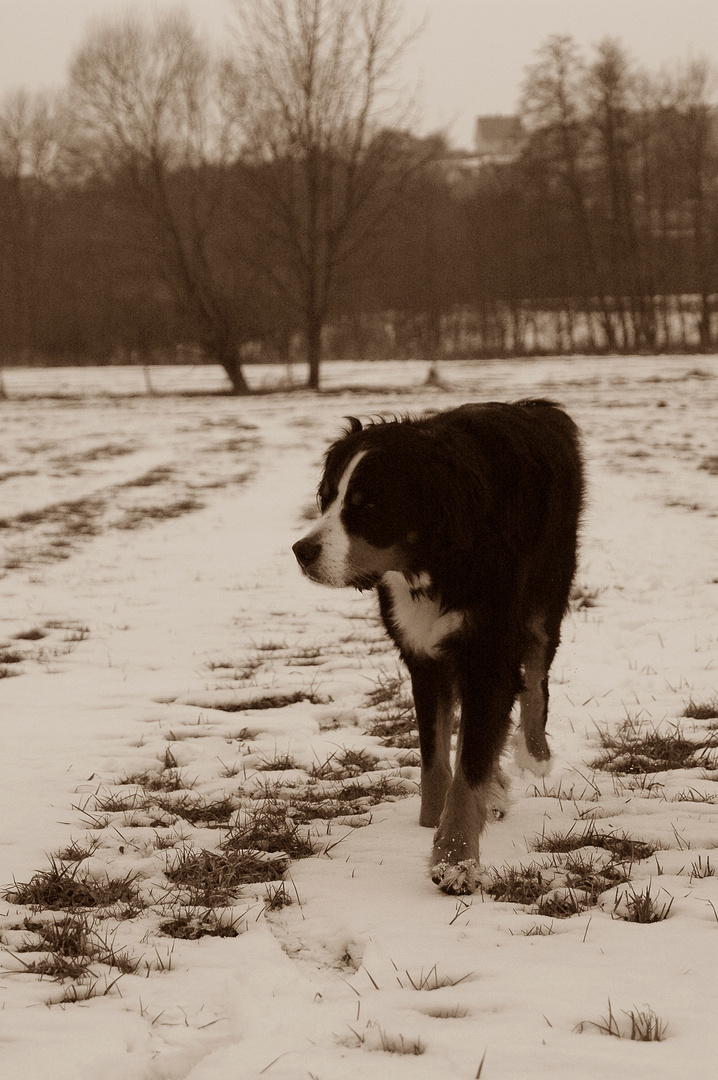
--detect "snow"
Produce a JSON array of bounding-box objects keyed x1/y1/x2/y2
[{"x1": 0, "y1": 355, "x2": 717, "y2": 1079}]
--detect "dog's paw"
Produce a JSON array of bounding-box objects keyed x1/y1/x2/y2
[
  {"x1": 430, "y1": 859, "x2": 486, "y2": 895},
  {"x1": 512, "y1": 729, "x2": 552, "y2": 777}
]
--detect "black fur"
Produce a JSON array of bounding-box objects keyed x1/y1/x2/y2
[{"x1": 295, "y1": 400, "x2": 584, "y2": 893}]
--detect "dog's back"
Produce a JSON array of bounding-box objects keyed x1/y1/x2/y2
[{"x1": 392, "y1": 400, "x2": 583, "y2": 616}]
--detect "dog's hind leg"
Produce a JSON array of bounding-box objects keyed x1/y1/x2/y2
[
  {"x1": 515, "y1": 614, "x2": 554, "y2": 776},
  {"x1": 409, "y1": 662, "x2": 455, "y2": 828}
]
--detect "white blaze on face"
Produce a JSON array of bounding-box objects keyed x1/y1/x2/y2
[{"x1": 302, "y1": 451, "x2": 366, "y2": 586}]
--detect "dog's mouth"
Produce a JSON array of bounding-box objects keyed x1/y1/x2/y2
[
  {"x1": 301, "y1": 566, "x2": 379, "y2": 591},
  {"x1": 299, "y1": 564, "x2": 334, "y2": 585},
  {"x1": 295, "y1": 561, "x2": 352, "y2": 589},
  {"x1": 348, "y1": 570, "x2": 381, "y2": 592}
]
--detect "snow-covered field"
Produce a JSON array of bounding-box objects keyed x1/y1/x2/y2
[{"x1": 0, "y1": 356, "x2": 717, "y2": 1080}]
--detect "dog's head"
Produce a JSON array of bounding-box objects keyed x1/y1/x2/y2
[{"x1": 293, "y1": 417, "x2": 426, "y2": 589}]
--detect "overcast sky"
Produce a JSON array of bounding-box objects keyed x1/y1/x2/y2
[{"x1": 1, "y1": 0, "x2": 717, "y2": 148}]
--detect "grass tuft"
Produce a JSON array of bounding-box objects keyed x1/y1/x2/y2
[
  {"x1": 399, "y1": 965, "x2": 474, "y2": 991},
  {"x1": 563, "y1": 851, "x2": 630, "y2": 900},
  {"x1": 530, "y1": 822, "x2": 656, "y2": 862},
  {"x1": 115, "y1": 497, "x2": 204, "y2": 530},
  {"x1": 522, "y1": 923, "x2": 555, "y2": 937},
  {"x1": 224, "y1": 799, "x2": 315, "y2": 858},
  {"x1": 614, "y1": 882, "x2": 674, "y2": 923},
  {"x1": 254, "y1": 752, "x2": 300, "y2": 772},
  {"x1": 488, "y1": 848, "x2": 631, "y2": 916},
  {"x1": 164, "y1": 846, "x2": 287, "y2": 906},
  {"x1": 421, "y1": 1002, "x2": 470, "y2": 1018},
  {"x1": 0, "y1": 649, "x2": 25, "y2": 664},
  {"x1": 309, "y1": 748, "x2": 379, "y2": 780},
  {"x1": 576, "y1": 999, "x2": 667, "y2": 1041},
  {"x1": 158, "y1": 907, "x2": 246, "y2": 939},
  {"x1": 4, "y1": 859, "x2": 142, "y2": 911},
  {"x1": 263, "y1": 881, "x2": 295, "y2": 911},
  {"x1": 48, "y1": 973, "x2": 125, "y2": 1005},
  {"x1": 536, "y1": 889, "x2": 589, "y2": 919},
  {"x1": 206, "y1": 690, "x2": 327, "y2": 712},
  {"x1": 689, "y1": 855, "x2": 715, "y2": 880},
  {"x1": 592, "y1": 715, "x2": 717, "y2": 774},
  {"x1": 152, "y1": 792, "x2": 237, "y2": 827},
  {"x1": 13, "y1": 627, "x2": 48, "y2": 641},
  {"x1": 55, "y1": 838, "x2": 101, "y2": 863},
  {"x1": 347, "y1": 1021, "x2": 425, "y2": 1056},
  {"x1": 683, "y1": 696, "x2": 718, "y2": 721},
  {"x1": 485, "y1": 826, "x2": 650, "y2": 919},
  {"x1": 119, "y1": 768, "x2": 192, "y2": 792},
  {"x1": 11, "y1": 912, "x2": 140, "y2": 981},
  {"x1": 242, "y1": 772, "x2": 412, "y2": 827},
  {"x1": 487, "y1": 865, "x2": 549, "y2": 905}
]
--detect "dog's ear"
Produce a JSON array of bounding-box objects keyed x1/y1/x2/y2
[{"x1": 343, "y1": 416, "x2": 363, "y2": 434}]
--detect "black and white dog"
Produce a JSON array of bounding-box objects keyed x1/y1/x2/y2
[{"x1": 293, "y1": 400, "x2": 584, "y2": 894}]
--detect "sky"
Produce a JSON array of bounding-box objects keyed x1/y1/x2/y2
[{"x1": 1, "y1": 0, "x2": 717, "y2": 148}]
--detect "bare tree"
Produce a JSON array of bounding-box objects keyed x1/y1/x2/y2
[
  {"x1": 232, "y1": 0, "x2": 422, "y2": 389},
  {"x1": 667, "y1": 57, "x2": 718, "y2": 349},
  {"x1": 0, "y1": 89, "x2": 63, "y2": 361},
  {"x1": 67, "y1": 7, "x2": 257, "y2": 392},
  {"x1": 521, "y1": 35, "x2": 623, "y2": 348},
  {"x1": 585, "y1": 38, "x2": 648, "y2": 348}
]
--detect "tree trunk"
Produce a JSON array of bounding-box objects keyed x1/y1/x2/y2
[
  {"x1": 699, "y1": 291, "x2": 712, "y2": 351},
  {"x1": 306, "y1": 319, "x2": 322, "y2": 391},
  {"x1": 216, "y1": 341, "x2": 251, "y2": 395}
]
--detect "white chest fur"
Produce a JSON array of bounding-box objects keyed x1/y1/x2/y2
[{"x1": 382, "y1": 572, "x2": 464, "y2": 658}]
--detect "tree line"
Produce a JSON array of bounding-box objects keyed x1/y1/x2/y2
[{"x1": 1, "y1": 2, "x2": 717, "y2": 392}]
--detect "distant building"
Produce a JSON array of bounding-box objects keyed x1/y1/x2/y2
[
  {"x1": 434, "y1": 115, "x2": 526, "y2": 189},
  {"x1": 436, "y1": 150, "x2": 483, "y2": 188},
  {"x1": 474, "y1": 115, "x2": 525, "y2": 165}
]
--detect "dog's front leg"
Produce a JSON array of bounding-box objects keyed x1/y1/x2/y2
[
  {"x1": 407, "y1": 661, "x2": 455, "y2": 828},
  {"x1": 430, "y1": 641, "x2": 519, "y2": 894}
]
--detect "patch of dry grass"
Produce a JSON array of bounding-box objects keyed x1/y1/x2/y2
[{"x1": 4, "y1": 859, "x2": 143, "y2": 913}]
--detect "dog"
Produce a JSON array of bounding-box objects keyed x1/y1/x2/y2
[{"x1": 293, "y1": 400, "x2": 584, "y2": 894}]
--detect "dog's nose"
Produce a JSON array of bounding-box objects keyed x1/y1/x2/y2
[{"x1": 293, "y1": 538, "x2": 321, "y2": 568}]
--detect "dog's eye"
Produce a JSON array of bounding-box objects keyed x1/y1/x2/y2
[{"x1": 349, "y1": 490, "x2": 376, "y2": 511}]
